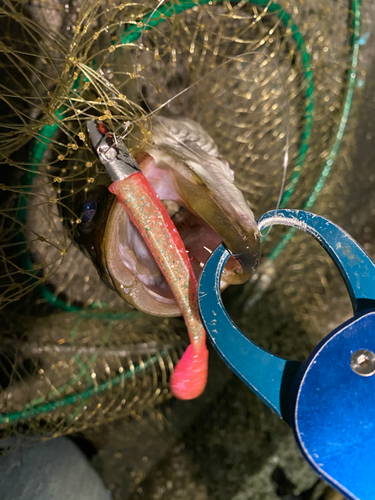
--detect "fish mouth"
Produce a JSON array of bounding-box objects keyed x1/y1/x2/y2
[{"x1": 103, "y1": 117, "x2": 260, "y2": 316}]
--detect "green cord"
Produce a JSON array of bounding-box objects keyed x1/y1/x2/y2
[
  {"x1": 9, "y1": 0, "x2": 357, "y2": 423},
  {"x1": 251, "y1": 2, "x2": 315, "y2": 208},
  {"x1": 268, "y1": 0, "x2": 361, "y2": 261},
  {"x1": 25, "y1": 0, "x2": 313, "y2": 313},
  {"x1": 0, "y1": 353, "x2": 165, "y2": 423},
  {"x1": 120, "y1": 0, "x2": 314, "y2": 208}
]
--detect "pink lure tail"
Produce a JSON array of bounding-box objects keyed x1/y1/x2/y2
[
  {"x1": 169, "y1": 344, "x2": 208, "y2": 400},
  {"x1": 109, "y1": 171, "x2": 208, "y2": 400}
]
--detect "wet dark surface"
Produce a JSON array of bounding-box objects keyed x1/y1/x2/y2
[{"x1": 83, "y1": 347, "x2": 328, "y2": 500}]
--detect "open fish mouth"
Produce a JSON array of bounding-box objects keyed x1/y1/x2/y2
[{"x1": 102, "y1": 117, "x2": 260, "y2": 316}]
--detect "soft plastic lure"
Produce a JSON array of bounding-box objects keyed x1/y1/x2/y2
[{"x1": 87, "y1": 120, "x2": 208, "y2": 399}]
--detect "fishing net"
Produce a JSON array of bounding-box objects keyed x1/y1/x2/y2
[{"x1": 0, "y1": 0, "x2": 373, "y2": 495}]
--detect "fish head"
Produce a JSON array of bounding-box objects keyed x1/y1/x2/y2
[{"x1": 82, "y1": 116, "x2": 260, "y2": 316}]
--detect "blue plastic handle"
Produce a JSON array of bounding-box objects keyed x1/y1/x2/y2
[
  {"x1": 293, "y1": 311, "x2": 375, "y2": 500},
  {"x1": 198, "y1": 209, "x2": 375, "y2": 418},
  {"x1": 258, "y1": 210, "x2": 375, "y2": 313},
  {"x1": 198, "y1": 243, "x2": 300, "y2": 420},
  {"x1": 199, "y1": 209, "x2": 375, "y2": 500}
]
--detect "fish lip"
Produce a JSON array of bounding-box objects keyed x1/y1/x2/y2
[
  {"x1": 142, "y1": 147, "x2": 261, "y2": 278},
  {"x1": 232, "y1": 249, "x2": 260, "y2": 275},
  {"x1": 101, "y1": 116, "x2": 261, "y2": 314},
  {"x1": 103, "y1": 179, "x2": 259, "y2": 316},
  {"x1": 148, "y1": 116, "x2": 261, "y2": 276},
  {"x1": 104, "y1": 198, "x2": 182, "y2": 317}
]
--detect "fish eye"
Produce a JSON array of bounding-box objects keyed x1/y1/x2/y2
[{"x1": 80, "y1": 200, "x2": 97, "y2": 224}]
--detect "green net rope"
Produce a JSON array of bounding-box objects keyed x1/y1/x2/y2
[{"x1": 3, "y1": 0, "x2": 360, "y2": 424}]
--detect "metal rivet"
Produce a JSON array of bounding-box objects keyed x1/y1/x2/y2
[{"x1": 350, "y1": 349, "x2": 375, "y2": 377}]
